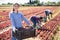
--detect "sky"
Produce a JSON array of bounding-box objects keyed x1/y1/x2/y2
[{"x1": 0, "y1": 0, "x2": 60, "y2": 4}]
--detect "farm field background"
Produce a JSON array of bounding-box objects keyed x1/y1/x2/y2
[{"x1": 0, "y1": 6, "x2": 60, "y2": 40}]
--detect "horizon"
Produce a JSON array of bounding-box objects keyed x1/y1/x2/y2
[{"x1": 0, "y1": 0, "x2": 60, "y2": 4}]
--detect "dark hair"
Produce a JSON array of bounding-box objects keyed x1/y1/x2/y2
[
  {"x1": 13, "y1": 3, "x2": 20, "y2": 7},
  {"x1": 40, "y1": 17, "x2": 43, "y2": 19},
  {"x1": 13, "y1": 3, "x2": 20, "y2": 11},
  {"x1": 13, "y1": 8, "x2": 15, "y2": 11}
]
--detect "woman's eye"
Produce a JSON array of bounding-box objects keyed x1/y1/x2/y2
[{"x1": 15, "y1": 6, "x2": 19, "y2": 7}]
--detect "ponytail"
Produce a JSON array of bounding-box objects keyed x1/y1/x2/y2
[
  {"x1": 13, "y1": 8, "x2": 18, "y2": 13},
  {"x1": 13, "y1": 8, "x2": 15, "y2": 11}
]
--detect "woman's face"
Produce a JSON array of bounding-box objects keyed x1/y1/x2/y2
[{"x1": 13, "y1": 5, "x2": 19, "y2": 10}]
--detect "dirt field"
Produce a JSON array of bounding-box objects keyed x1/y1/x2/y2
[{"x1": 0, "y1": 6, "x2": 60, "y2": 40}]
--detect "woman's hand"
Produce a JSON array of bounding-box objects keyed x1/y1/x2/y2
[
  {"x1": 25, "y1": 25, "x2": 33, "y2": 29},
  {"x1": 12, "y1": 27, "x2": 17, "y2": 32},
  {"x1": 29, "y1": 24, "x2": 32, "y2": 27}
]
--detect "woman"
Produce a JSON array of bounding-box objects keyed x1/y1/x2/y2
[
  {"x1": 9, "y1": 3, "x2": 31, "y2": 40},
  {"x1": 30, "y1": 16, "x2": 43, "y2": 29},
  {"x1": 45, "y1": 9, "x2": 52, "y2": 21}
]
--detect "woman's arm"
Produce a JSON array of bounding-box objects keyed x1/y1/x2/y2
[
  {"x1": 21, "y1": 13, "x2": 30, "y2": 26},
  {"x1": 9, "y1": 13, "x2": 16, "y2": 32}
]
